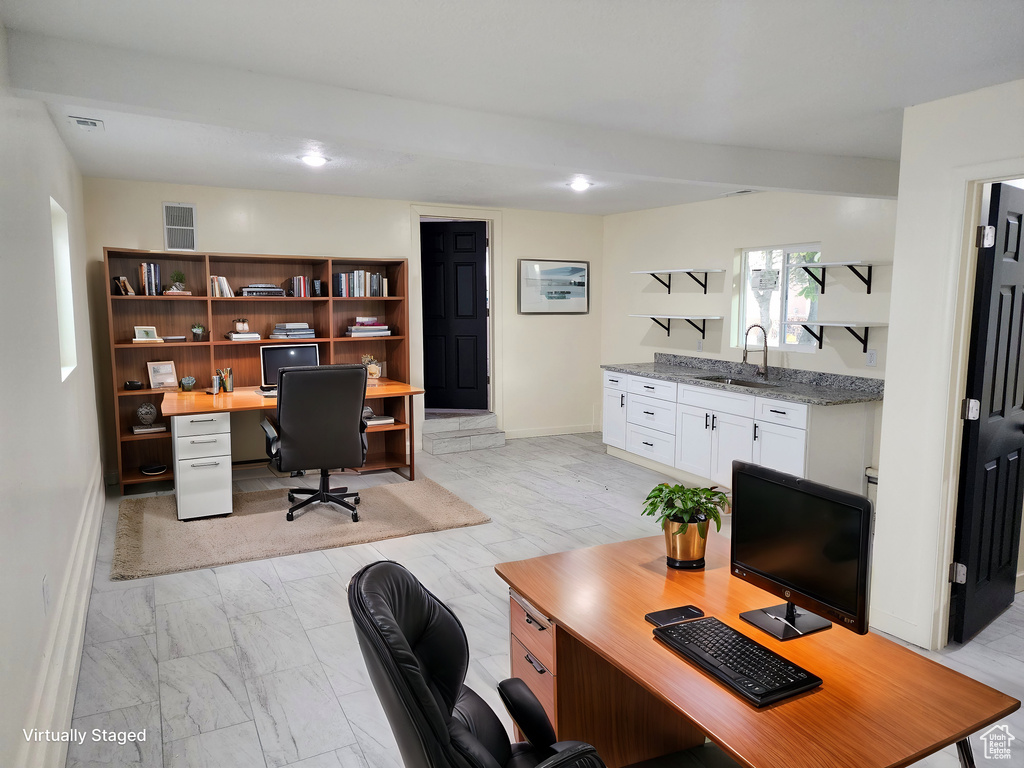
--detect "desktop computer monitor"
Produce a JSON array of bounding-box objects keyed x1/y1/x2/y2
[
  {"x1": 259, "y1": 344, "x2": 320, "y2": 389},
  {"x1": 730, "y1": 461, "x2": 873, "y2": 641}
]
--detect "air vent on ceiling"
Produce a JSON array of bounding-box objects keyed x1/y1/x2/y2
[
  {"x1": 66, "y1": 115, "x2": 104, "y2": 132},
  {"x1": 721, "y1": 189, "x2": 759, "y2": 197},
  {"x1": 163, "y1": 203, "x2": 196, "y2": 251}
]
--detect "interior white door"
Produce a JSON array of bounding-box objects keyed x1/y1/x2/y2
[
  {"x1": 711, "y1": 411, "x2": 754, "y2": 487},
  {"x1": 675, "y1": 403, "x2": 712, "y2": 479},
  {"x1": 752, "y1": 420, "x2": 807, "y2": 478},
  {"x1": 602, "y1": 387, "x2": 627, "y2": 449}
]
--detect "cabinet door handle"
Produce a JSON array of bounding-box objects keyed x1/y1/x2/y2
[
  {"x1": 620, "y1": 394, "x2": 625, "y2": 407},
  {"x1": 769, "y1": 409, "x2": 787, "y2": 415},
  {"x1": 642, "y1": 441, "x2": 654, "y2": 447},
  {"x1": 705, "y1": 413, "x2": 710, "y2": 430},
  {"x1": 643, "y1": 410, "x2": 655, "y2": 416},
  {"x1": 189, "y1": 417, "x2": 217, "y2": 423},
  {"x1": 643, "y1": 385, "x2": 655, "y2": 390},
  {"x1": 190, "y1": 438, "x2": 218, "y2": 444},
  {"x1": 525, "y1": 653, "x2": 547, "y2": 675},
  {"x1": 711, "y1": 414, "x2": 718, "y2": 431},
  {"x1": 190, "y1": 461, "x2": 221, "y2": 468},
  {"x1": 753, "y1": 424, "x2": 759, "y2": 441},
  {"x1": 608, "y1": 378, "x2": 619, "y2": 384},
  {"x1": 524, "y1": 614, "x2": 547, "y2": 631}
]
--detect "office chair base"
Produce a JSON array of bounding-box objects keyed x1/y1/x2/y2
[{"x1": 286, "y1": 469, "x2": 360, "y2": 522}]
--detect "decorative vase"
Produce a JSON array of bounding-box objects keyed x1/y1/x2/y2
[
  {"x1": 366, "y1": 361, "x2": 382, "y2": 379},
  {"x1": 664, "y1": 519, "x2": 709, "y2": 569},
  {"x1": 191, "y1": 330, "x2": 203, "y2": 341},
  {"x1": 136, "y1": 402, "x2": 157, "y2": 426},
  {"x1": 235, "y1": 321, "x2": 249, "y2": 333},
  {"x1": 179, "y1": 376, "x2": 195, "y2": 392}
]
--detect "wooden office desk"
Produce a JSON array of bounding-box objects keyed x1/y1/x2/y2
[{"x1": 495, "y1": 536, "x2": 1019, "y2": 768}]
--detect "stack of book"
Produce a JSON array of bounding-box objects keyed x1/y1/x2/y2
[
  {"x1": 269, "y1": 322, "x2": 316, "y2": 339},
  {"x1": 209, "y1": 275, "x2": 235, "y2": 297},
  {"x1": 139, "y1": 263, "x2": 162, "y2": 295},
  {"x1": 333, "y1": 270, "x2": 388, "y2": 297},
  {"x1": 365, "y1": 414, "x2": 395, "y2": 426},
  {"x1": 224, "y1": 331, "x2": 261, "y2": 341},
  {"x1": 132, "y1": 337, "x2": 164, "y2": 344},
  {"x1": 132, "y1": 422, "x2": 167, "y2": 435},
  {"x1": 346, "y1": 316, "x2": 391, "y2": 337},
  {"x1": 239, "y1": 283, "x2": 286, "y2": 297}
]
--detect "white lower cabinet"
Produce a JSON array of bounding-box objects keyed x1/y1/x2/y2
[
  {"x1": 711, "y1": 411, "x2": 754, "y2": 487},
  {"x1": 602, "y1": 387, "x2": 627, "y2": 449},
  {"x1": 677, "y1": 404, "x2": 753, "y2": 487},
  {"x1": 626, "y1": 423, "x2": 676, "y2": 466},
  {"x1": 172, "y1": 413, "x2": 232, "y2": 520},
  {"x1": 675, "y1": 404, "x2": 712, "y2": 478},
  {"x1": 753, "y1": 420, "x2": 807, "y2": 478}
]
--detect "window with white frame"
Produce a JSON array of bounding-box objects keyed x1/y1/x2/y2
[{"x1": 739, "y1": 244, "x2": 821, "y2": 349}]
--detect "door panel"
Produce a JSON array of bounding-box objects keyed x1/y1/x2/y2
[
  {"x1": 711, "y1": 412, "x2": 753, "y2": 487},
  {"x1": 421, "y1": 221, "x2": 488, "y2": 409},
  {"x1": 675, "y1": 404, "x2": 712, "y2": 478},
  {"x1": 952, "y1": 183, "x2": 1024, "y2": 643},
  {"x1": 603, "y1": 388, "x2": 627, "y2": 450},
  {"x1": 752, "y1": 421, "x2": 807, "y2": 478}
]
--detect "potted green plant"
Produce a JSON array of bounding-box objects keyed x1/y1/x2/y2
[
  {"x1": 642, "y1": 483, "x2": 729, "y2": 569},
  {"x1": 190, "y1": 322, "x2": 205, "y2": 341},
  {"x1": 169, "y1": 270, "x2": 187, "y2": 292}
]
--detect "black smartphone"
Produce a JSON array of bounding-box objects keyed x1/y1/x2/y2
[{"x1": 644, "y1": 605, "x2": 705, "y2": 627}]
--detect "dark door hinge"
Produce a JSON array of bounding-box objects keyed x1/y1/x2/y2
[
  {"x1": 976, "y1": 225, "x2": 996, "y2": 249},
  {"x1": 949, "y1": 562, "x2": 967, "y2": 584},
  {"x1": 961, "y1": 398, "x2": 980, "y2": 421}
]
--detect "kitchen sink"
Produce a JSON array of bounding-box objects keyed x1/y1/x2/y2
[{"x1": 697, "y1": 376, "x2": 779, "y2": 389}]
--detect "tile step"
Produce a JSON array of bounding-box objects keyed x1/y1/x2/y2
[
  {"x1": 422, "y1": 427, "x2": 506, "y2": 455},
  {"x1": 422, "y1": 411, "x2": 497, "y2": 434}
]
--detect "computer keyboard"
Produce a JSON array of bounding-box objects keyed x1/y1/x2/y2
[{"x1": 653, "y1": 616, "x2": 822, "y2": 707}]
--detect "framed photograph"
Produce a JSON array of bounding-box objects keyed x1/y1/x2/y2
[
  {"x1": 518, "y1": 259, "x2": 590, "y2": 314},
  {"x1": 134, "y1": 325, "x2": 158, "y2": 340},
  {"x1": 147, "y1": 360, "x2": 178, "y2": 389}
]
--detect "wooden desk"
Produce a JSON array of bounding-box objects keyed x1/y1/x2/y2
[
  {"x1": 495, "y1": 536, "x2": 1019, "y2": 768},
  {"x1": 161, "y1": 378, "x2": 425, "y2": 477}
]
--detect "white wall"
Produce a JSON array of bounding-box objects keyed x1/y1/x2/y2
[
  {"x1": 83, "y1": 179, "x2": 604, "y2": 465},
  {"x1": 873, "y1": 79, "x2": 1024, "y2": 649},
  {"x1": 602, "y1": 191, "x2": 896, "y2": 378},
  {"x1": 0, "y1": 95, "x2": 104, "y2": 766}
]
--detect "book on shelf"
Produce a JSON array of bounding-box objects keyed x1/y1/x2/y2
[
  {"x1": 365, "y1": 415, "x2": 395, "y2": 426},
  {"x1": 210, "y1": 275, "x2": 236, "y2": 297},
  {"x1": 291, "y1": 275, "x2": 309, "y2": 297},
  {"x1": 240, "y1": 286, "x2": 286, "y2": 297},
  {"x1": 346, "y1": 330, "x2": 391, "y2": 337},
  {"x1": 269, "y1": 333, "x2": 316, "y2": 339},
  {"x1": 347, "y1": 324, "x2": 388, "y2": 331},
  {"x1": 131, "y1": 337, "x2": 165, "y2": 343},
  {"x1": 333, "y1": 270, "x2": 389, "y2": 297},
  {"x1": 276, "y1": 322, "x2": 310, "y2": 329},
  {"x1": 161, "y1": 335, "x2": 186, "y2": 342},
  {"x1": 138, "y1": 262, "x2": 161, "y2": 295},
  {"x1": 224, "y1": 332, "x2": 262, "y2": 340},
  {"x1": 113, "y1": 275, "x2": 135, "y2": 296},
  {"x1": 163, "y1": 289, "x2": 193, "y2": 296},
  {"x1": 132, "y1": 423, "x2": 167, "y2": 434}
]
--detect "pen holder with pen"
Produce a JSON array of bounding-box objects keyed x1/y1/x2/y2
[{"x1": 216, "y1": 367, "x2": 233, "y2": 393}]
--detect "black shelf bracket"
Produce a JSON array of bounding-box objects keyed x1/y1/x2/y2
[
  {"x1": 684, "y1": 318, "x2": 708, "y2": 339},
  {"x1": 684, "y1": 272, "x2": 710, "y2": 294},
  {"x1": 847, "y1": 265, "x2": 873, "y2": 294},
  {"x1": 800, "y1": 324, "x2": 825, "y2": 349},
  {"x1": 651, "y1": 317, "x2": 672, "y2": 336},
  {"x1": 651, "y1": 273, "x2": 672, "y2": 293},
  {"x1": 845, "y1": 326, "x2": 871, "y2": 353},
  {"x1": 799, "y1": 264, "x2": 874, "y2": 295},
  {"x1": 801, "y1": 266, "x2": 827, "y2": 294}
]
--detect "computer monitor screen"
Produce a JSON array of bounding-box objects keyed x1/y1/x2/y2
[
  {"x1": 259, "y1": 344, "x2": 320, "y2": 388},
  {"x1": 730, "y1": 461, "x2": 873, "y2": 640}
]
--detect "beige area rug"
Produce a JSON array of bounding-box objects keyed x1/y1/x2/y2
[{"x1": 111, "y1": 478, "x2": 490, "y2": 579}]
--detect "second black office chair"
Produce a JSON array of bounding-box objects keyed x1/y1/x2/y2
[
  {"x1": 348, "y1": 560, "x2": 607, "y2": 768},
  {"x1": 260, "y1": 364, "x2": 368, "y2": 522}
]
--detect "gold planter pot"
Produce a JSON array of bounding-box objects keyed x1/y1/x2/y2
[{"x1": 664, "y1": 519, "x2": 709, "y2": 569}]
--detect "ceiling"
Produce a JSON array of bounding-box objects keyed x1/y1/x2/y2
[{"x1": 2, "y1": 0, "x2": 1023, "y2": 214}]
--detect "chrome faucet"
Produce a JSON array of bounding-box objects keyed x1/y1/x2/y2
[{"x1": 743, "y1": 324, "x2": 769, "y2": 377}]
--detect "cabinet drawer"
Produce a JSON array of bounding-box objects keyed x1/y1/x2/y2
[
  {"x1": 603, "y1": 370, "x2": 627, "y2": 390},
  {"x1": 173, "y1": 412, "x2": 231, "y2": 437},
  {"x1": 754, "y1": 397, "x2": 808, "y2": 429},
  {"x1": 677, "y1": 385, "x2": 755, "y2": 418},
  {"x1": 510, "y1": 594, "x2": 554, "y2": 673},
  {"x1": 627, "y1": 375, "x2": 677, "y2": 402},
  {"x1": 626, "y1": 423, "x2": 676, "y2": 466},
  {"x1": 510, "y1": 634, "x2": 554, "y2": 726},
  {"x1": 626, "y1": 394, "x2": 676, "y2": 435},
  {"x1": 175, "y1": 456, "x2": 232, "y2": 520},
  {"x1": 175, "y1": 433, "x2": 231, "y2": 461}
]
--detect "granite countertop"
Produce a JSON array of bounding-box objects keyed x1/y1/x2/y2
[{"x1": 601, "y1": 354, "x2": 884, "y2": 406}]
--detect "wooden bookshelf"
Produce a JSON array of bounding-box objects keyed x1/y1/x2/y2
[{"x1": 105, "y1": 248, "x2": 412, "y2": 492}]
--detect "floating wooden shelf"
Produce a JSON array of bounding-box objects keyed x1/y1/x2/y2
[
  {"x1": 784, "y1": 321, "x2": 888, "y2": 353},
  {"x1": 631, "y1": 268, "x2": 726, "y2": 295},
  {"x1": 629, "y1": 314, "x2": 723, "y2": 339}
]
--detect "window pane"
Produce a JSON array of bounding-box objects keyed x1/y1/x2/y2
[
  {"x1": 743, "y1": 249, "x2": 783, "y2": 347},
  {"x1": 783, "y1": 251, "x2": 820, "y2": 347}
]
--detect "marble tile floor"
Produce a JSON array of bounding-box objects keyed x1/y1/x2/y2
[{"x1": 69, "y1": 433, "x2": 1023, "y2": 768}]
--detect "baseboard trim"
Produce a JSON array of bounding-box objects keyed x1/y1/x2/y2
[
  {"x1": 1017, "y1": 569, "x2": 1024, "y2": 594},
  {"x1": 504, "y1": 424, "x2": 594, "y2": 439},
  {"x1": 14, "y1": 464, "x2": 105, "y2": 768}
]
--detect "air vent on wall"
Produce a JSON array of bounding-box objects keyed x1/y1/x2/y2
[
  {"x1": 163, "y1": 203, "x2": 196, "y2": 251},
  {"x1": 66, "y1": 115, "x2": 104, "y2": 132}
]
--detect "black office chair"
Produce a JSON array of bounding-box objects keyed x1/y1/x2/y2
[
  {"x1": 348, "y1": 561, "x2": 607, "y2": 768},
  {"x1": 260, "y1": 364, "x2": 368, "y2": 522}
]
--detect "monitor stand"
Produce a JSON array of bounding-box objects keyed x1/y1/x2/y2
[{"x1": 740, "y1": 602, "x2": 831, "y2": 641}]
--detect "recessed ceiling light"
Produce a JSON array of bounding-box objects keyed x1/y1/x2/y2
[
  {"x1": 569, "y1": 178, "x2": 592, "y2": 192},
  {"x1": 301, "y1": 154, "x2": 328, "y2": 167}
]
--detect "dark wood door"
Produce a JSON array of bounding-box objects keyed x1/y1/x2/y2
[
  {"x1": 420, "y1": 221, "x2": 488, "y2": 409},
  {"x1": 951, "y1": 182, "x2": 1024, "y2": 643}
]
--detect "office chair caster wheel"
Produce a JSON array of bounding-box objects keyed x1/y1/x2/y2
[
  {"x1": 351, "y1": 511, "x2": 359, "y2": 522},
  {"x1": 286, "y1": 511, "x2": 294, "y2": 522},
  {"x1": 353, "y1": 495, "x2": 360, "y2": 505},
  {"x1": 287, "y1": 492, "x2": 295, "y2": 502}
]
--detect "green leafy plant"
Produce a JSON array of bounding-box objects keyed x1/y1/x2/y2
[
  {"x1": 170, "y1": 270, "x2": 186, "y2": 285},
  {"x1": 642, "y1": 483, "x2": 728, "y2": 538},
  {"x1": 191, "y1": 322, "x2": 205, "y2": 332}
]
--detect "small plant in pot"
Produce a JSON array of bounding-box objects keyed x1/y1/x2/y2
[
  {"x1": 169, "y1": 270, "x2": 187, "y2": 292},
  {"x1": 642, "y1": 483, "x2": 729, "y2": 569},
  {"x1": 190, "y1": 322, "x2": 205, "y2": 341}
]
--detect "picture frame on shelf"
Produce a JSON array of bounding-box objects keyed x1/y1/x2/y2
[
  {"x1": 118, "y1": 276, "x2": 135, "y2": 296},
  {"x1": 134, "y1": 325, "x2": 158, "y2": 340},
  {"x1": 517, "y1": 259, "x2": 590, "y2": 314},
  {"x1": 147, "y1": 360, "x2": 178, "y2": 389}
]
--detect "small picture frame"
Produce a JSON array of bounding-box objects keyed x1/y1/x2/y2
[
  {"x1": 518, "y1": 259, "x2": 590, "y2": 314},
  {"x1": 119, "y1": 276, "x2": 135, "y2": 296},
  {"x1": 147, "y1": 360, "x2": 178, "y2": 389},
  {"x1": 134, "y1": 325, "x2": 159, "y2": 340}
]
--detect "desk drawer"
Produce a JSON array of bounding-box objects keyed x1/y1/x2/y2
[
  {"x1": 510, "y1": 594, "x2": 554, "y2": 673},
  {"x1": 175, "y1": 433, "x2": 231, "y2": 461},
  {"x1": 627, "y1": 376, "x2": 677, "y2": 402},
  {"x1": 510, "y1": 634, "x2": 554, "y2": 726},
  {"x1": 173, "y1": 412, "x2": 231, "y2": 437},
  {"x1": 626, "y1": 394, "x2": 676, "y2": 435},
  {"x1": 626, "y1": 423, "x2": 676, "y2": 466},
  {"x1": 603, "y1": 371, "x2": 627, "y2": 391},
  {"x1": 176, "y1": 456, "x2": 232, "y2": 520}
]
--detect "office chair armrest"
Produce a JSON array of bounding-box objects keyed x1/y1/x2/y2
[
  {"x1": 537, "y1": 742, "x2": 606, "y2": 768},
  {"x1": 497, "y1": 678, "x2": 556, "y2": 750},
  {"x1": 259, "y1": 417, "x2": 280, "y2": 457}
]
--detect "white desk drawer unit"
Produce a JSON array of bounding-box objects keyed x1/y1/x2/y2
[
  {"x1": 172, "y1": 413, "x2": 232, "y2": 520},
  {"x1": 626, "y1": 423, "x2": 676, "y2": 466},
  {"x1": 626, "y1": 393, "x2": 676, "y2": 434},
  {"x1": 627, "y1": 375, "x2": 677, "y2": 402}
]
